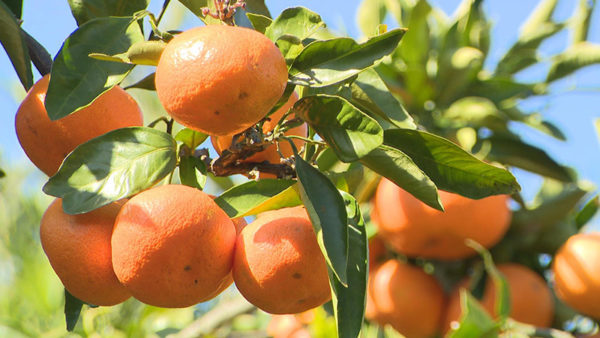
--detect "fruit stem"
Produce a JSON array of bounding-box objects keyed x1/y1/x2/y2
[
  {"x1": 149, "y1": 0, "x2": 172, "y2": 40},
  {"x1": 201, "y1": 0, "x2": 246, "y2": 25}
]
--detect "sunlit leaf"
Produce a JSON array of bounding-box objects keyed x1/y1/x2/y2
[
  {"x1": 43, "y1": 127, "x2": 177, "y2": 214},
  {"x1": 265, "y1": 7, "x2": 323, "y2": 42},
  {"x1": 356, "y1": 0, "x2": 387, "y2": 37},
  {"x1": 246, "y1": 13, "x2": 272, "y2": 33},
  {"x1": 384, "y1": 129, "x2": 520, "y2": 199},
  {"x1": 0, "y1": 1, "x2": 32, "y2": 90},
  {"x1": 179, "y1": 156, "x2": 207, "y2": 190},
  {"x1": 45, "y1": 16, "x2": 144, "y2": 120},
  {"x1": 289, "y1": 28, "x2": 406, "y2": 87},
  {"x1": 175, "y1": 128, "x2": 208, "y2": 149},
  {"x1": 571, "y1": 0, "x2": 596, "y2": 44},
  {"x1": 360, "y1": 145, "x2": 442, "y2": 210},
  {"x1": 67, "y1": 0, "x2": 149, "y2": 25},
  {"x1": 296, "y1": 155, "x2": 348, "y2": 285},
  {"x1": 448, "y1": 291, "x2": 498, "y2": 338},
  {"x1": 89, "y1": 40, "x2": 166, "y2": 66},
  {"x1": 547, "y1": 42, "x2": 600, "y2": 82},
  {"x1": 575, "y1": 195, "x2": 599, "y2": 229},
  {"x1": 294, "y1": 95, "x2": 383, "y2": 162},
  {"x1": 214, "y1": 179, "x2": 300, "y2": 218}
]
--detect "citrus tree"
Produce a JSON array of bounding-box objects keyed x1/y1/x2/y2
[{"x1": 1, "y1": 0, "x2": 600, "y2": 337}]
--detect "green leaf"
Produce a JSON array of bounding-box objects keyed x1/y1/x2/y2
[
  {"x1": 481, "y1": 135, "x2": 573, "y2": 182},
  {"x1": 547, "y1": 42, "x2": 600, "y2": 82},
  {"x1": 45, "y1": 16, "x2": 144, "y2": 120},
  {"x1": 571, "y1": 0, "x2": 596, "y2": 44},
  {"x1": 330, "y1": 191, "x2": 367, "y2": 338},
  {"x1": 443, "y1": 97, "x2": 508, "y2": 130},
  {"x1": 0, "y1": 1, "x2": 32, "y2": 90},
  {"x1": 520, "y1": 0, "x2": 558, "y2": 38},
  {"x1": 470, "y1": 78, "x2": 539, "y2": 104},
  {"x1": 448, "y1": 291, "x2": 498, "y2": 338},
  {"x1": 265, "y1": 7, "x2": 324, "y2": 42},
  {"x1": 233, "y1": 0, "x2": 270, "y2": 28},
  {"x1": 289, "y1": 28, "x2": 406, "y2": 87},
  {"x1": 175, "y1": 128, "x2": 208, "y2": 149},
  {"x1": 351, "y1": 68, "x2": 416, "y2": 129},
  {"x1": 294, "y1": 95, "x2": 383, "y2": 162},
  {"x1": 1, "y1": 0, "x2": 22, "y2": 18},
  {"x1": 575, "y1": 195, "x2": 599, "y2": 229},
  {"x1": 67, "y1": 0, "x2": 149, "y2": 25},
  {"x1": 246, "y1": 13, "x2": 272, "y2": 34},
  {"x1": 89, "y1": 40, "x2": 166, "y2": 66},
  {"x1": 357, "y1": 0, "x2": 387, "y2": 37},
  {"x1": 64, "y1": 289, "x2": 84, "y2": 332},
  {"x1": 295, "y1": 155, "x2": 348, "y2": 285},
  {"x1": 0, "y1": 168, "x2": 5, "y2": 178},
  {"x1": 123, "y1": 72, "x2": 156, "y2": 91},
  {"x1": 384, "y1": 129, "x2": 520, "y2": 199},
  {"x1": 214, "y1": 179, "x2": 300, "y2": 218},
  {"x1": 466, "y1": 240, "x2": 510, "y2": 321},
  {"x1": 43, "y1": 127, "x2": 177, "y2": 214},
  {"x1": 360, "y1": 145, "x2": 442, "y2": 210},
  {"x1": 179, "y1": 156, "x2": 207, "y2": 190}
]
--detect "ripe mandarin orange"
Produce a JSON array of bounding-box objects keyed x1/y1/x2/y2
[
  {"x1": 211, "y1": 92, "x2": 306, "y2": 165},
  {"x1": 443, "y1": 263, "x2": 554, "y2": 331},
  {"x1": 155, "y1": 25, "x2": 288, "y2": 136},
  {"x1": 111, "y1": 184, "x2": 236, "y2": 308},
  {"x1": 553, "y1": 232, "x2": 600, "y2": 319},
  {"x1": 40, "y1": 199, "x2": 130, "y2": 306},
  {"x1": 373, "y1": 178, "x2": 511, "y2": 259},
  {"x1": 233, "y1": 206, "x2": 331, "y2": 314},
  {"x1": 367, "y1": 259, "x2": 446, "y2": 337},
  {"x1": 267, "y1": 313, "x2": 312, "y2": 338},
  {"x1": 15, "y1": 75, "x2": 143, "y2": 176}
]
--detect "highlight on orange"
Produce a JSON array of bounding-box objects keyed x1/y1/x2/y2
[
  {"x1": 443, "y1": 263, "x2": 554, "y2": 332},
  {"x1": 40, "y1": 199, "x2": 130, "y2": 306},
  {"x1": 111, "y1": 184, "x2": 236, "y2": 308},
  {"x1": 366, "y1": 259, "x2": 446, "y2": 338},
  {"x1": 232, "y1": 206, "x2": 331, "y2": 314},
  {"x1": 155, "y1": 25, "x2": 288, "y2": 136},
  {"x1": 372, "y1": 178, "x2": 512, "y2": 260},
  {"x1": 553, "y1": 232, "x2": 600, "y2": 319},
  {"x1": 15, "y1": 75, "x2": 143, "y2": 176}
]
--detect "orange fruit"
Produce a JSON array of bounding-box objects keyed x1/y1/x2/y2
[
  {"x1": 267, "y1": 312, "x2": 313, "y2": 338},
  {"x1": 211, "y1": 92, "x2": 306, "y2": 165},
  {"x1": 553, "y1": 232, "x2": 600, "y2": 319},
  {"x1": 373, "y1": 178, "x2": 511, "y2": 259},
  {"x1": 367, "y1": 259, "x2": 446, "y2": 337},
  {"x1": 111, "y1": 184, "x2": 236, "y2": 308},
  {"x1": 155, "y1": 25, "x2": 288, "y2": 136},
  {"x1": 15, "y1": 75, "x2": 143, "y2": 176},
  {"x1": 443, "y1": 263, "x2": 554, "y2": 331},
  {"x1": 40, "y1": 199, "x2": 130, "y2": 306},
  {"x1": 232, "y1": 206, "x2": 331, "y2": 314},
  {"x1": 368, "y1": 235, "x2": 387, "y2": 271}
]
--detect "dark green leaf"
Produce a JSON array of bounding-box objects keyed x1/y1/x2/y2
[
  {"x1": 175, "y1": 128, "x2": 208, "y2": 149},
  {"x1": 575, "y1": 195, "x2": 599, "y2": 229},
  {"x1": 448, "y1": 291, "x2": 498, "y2": 338},
  {"x1": 351, "y1": 68, "x2": 416, "y2": 129},
  {"x1": 289, "y1": 28, "x2": 406, "y2": 87},
  {"x1": 1, "y1": 0, "x2": 21, "y2": 18},
  {"x1": 330, "y1": 191, "x2": 367, "y2": 338},
  {"x1": 385, "y1": 129, "x2": 520, "y2": 199},
  {"x1": 466, "y1": 239, "x2": 510, "y2": 320},
  {"x1": 295, "y1": 155, "x2": 348, "y2": 285},
  {"x1": 45, "y1": 16, "x2": 144, "y2": 120},
  {"x1": 179, "y1": 156, "x2": 207, "y2": 190},
  {"x1": 361, "y1": 145, "x2": 442, "y2": 210},
  {"x1": 547, "y1": 42, "x2": 600, "y2": 82},
  {"x1": 481, "y1": 135, "x2": 573, "y2": 182},
  {"x1": 0, "y1": 1, "x2": 32, "y2": 90},
  {"x1": 265, "y1": 7, "x2": 324, "y2": 42},
  {"x1": 246, "y1": 13, "x2": 272, "y2": 34},
  {"x1": 43, "y1": 127, "x2": 177, "y2": 214},
  {"x1": 294, "y1": 95, "x2": 383, "y2": 162},
  {"x1": 67, "y1": 0, "x2": 149, "y2": 25},
  {"x1": 0, "y1": 168, "x2": 5, "y2": 178},
  {"x1": 123, "y1": 72, "x2": 156, "y2": 91},
  {"x1": 64, "y1": 289, "x2": 85, "y2": 331},
  {"x1": 357, "y1": 0, "x2": 387, "y2": 37},
  {"x1": 214, "y1": 179, "x2": 300, "y2": 218}
]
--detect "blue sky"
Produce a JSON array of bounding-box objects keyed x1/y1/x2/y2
[{"x1": 1, "y1": 0, "x2": 599, "y2": 208}]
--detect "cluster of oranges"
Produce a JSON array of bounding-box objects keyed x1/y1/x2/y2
[
  {"x1": 366, "y1": 177, "x2": 600, "y2": 337},
  {"x1": 16, "y1": 24, "x2": 332, "y2": 316}
]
